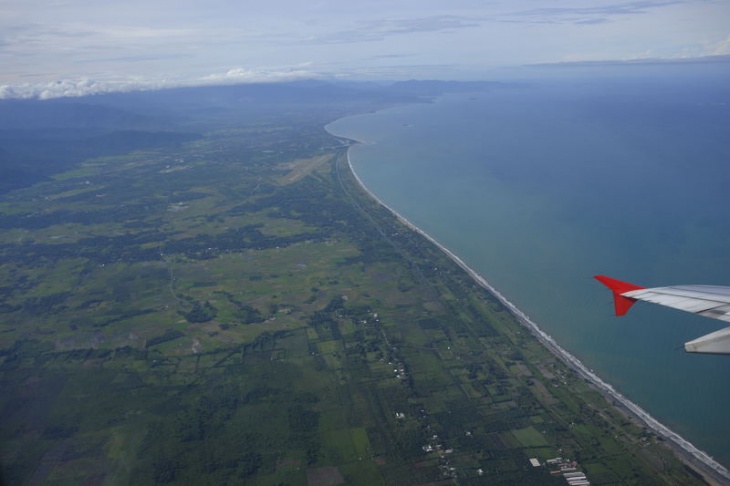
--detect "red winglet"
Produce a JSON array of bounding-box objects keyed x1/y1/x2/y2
[{"x1": 594, "y1": 275, "x2": 645, "y2": 316}]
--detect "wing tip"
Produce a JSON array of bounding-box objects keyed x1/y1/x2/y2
[
  {"x1": 593, "y1": 275, "x2": 645, "y2": 292},
  {"x1": 594, "y1": 275, "x2": 645, "y2": 316}
]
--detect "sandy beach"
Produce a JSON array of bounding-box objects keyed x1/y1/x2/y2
[{"x1": 329, "y1": 131, "x2": 730, "y2": 485}]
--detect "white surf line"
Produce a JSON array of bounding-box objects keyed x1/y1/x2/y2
[{"x1": 331, "y1": 132, "x2": 730, "y2": 483}]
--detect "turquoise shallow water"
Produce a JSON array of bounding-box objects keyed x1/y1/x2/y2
[{"x1": 328, "y1": 74, "x2": 730, "y2": 466}]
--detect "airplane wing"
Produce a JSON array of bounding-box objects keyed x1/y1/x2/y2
[{"x1": 594, "y1": 275, "x2": 730, "y2": 355}]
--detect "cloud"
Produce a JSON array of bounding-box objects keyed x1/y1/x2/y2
[
  {"x1": 73, "y1": 52, "x2": 194, "y2": 64},
  {"x1": 368, "y1": 53, "x2": 415, "y2": 60},
  {"x1": 200, "y1": 66, "x2": 324, "y2": 84},
  {"x1": 526, "y1": 53, "x2": 730, "y2": 69},
  {"x1": 0, "y1": 77, "x2": 175, "y2": 100},
  {"x1": 574, "y1": 18, "x2": 611, "y2": 26},
  {"x1": 0, "y1": 65, "x2": 327, "y2": 100},
  {"x1": 311, "y1": 15, "x2": 481, "y2": 44},
  {"x1": 708, "y1": 35, "x2": 730, "y2": 56},
  {"x1": 508, "y1": 0, "x2": 682, "y2": 25}
]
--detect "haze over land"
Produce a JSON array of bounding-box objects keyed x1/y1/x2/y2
[{"x1": 2, "y1": 0, "x2": 730, "y2": 98}]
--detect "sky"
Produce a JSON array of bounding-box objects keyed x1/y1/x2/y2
[{"x1": 1, "y1": 0, "x2": 729, "y2": 98}]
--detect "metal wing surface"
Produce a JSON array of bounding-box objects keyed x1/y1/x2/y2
[
  {"x1": 623, "y1": 285, "x2": 730, "y2": 323},
  {"x1": 595, "y1": 276, "x2": 730, "y2": 355}
]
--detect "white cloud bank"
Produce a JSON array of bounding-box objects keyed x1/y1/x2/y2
[{"x1": 0, "y1": 66, "x2": 328, "y2": 100}]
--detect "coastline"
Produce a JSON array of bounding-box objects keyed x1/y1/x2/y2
[{"x1": 328, "y1": 129, "x2": 730, "y2": 485}]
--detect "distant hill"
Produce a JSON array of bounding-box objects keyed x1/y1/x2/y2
[
  {"x1": 0, "y1": 79, "x2": 508, "y2": 194},
  {"x1": 0, "y1": 98, "x2": 165, "y2": 131}
]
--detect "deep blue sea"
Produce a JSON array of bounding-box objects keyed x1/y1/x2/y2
[{"x1": 328, "y1": 68, "x2": 730, "y2": 466}]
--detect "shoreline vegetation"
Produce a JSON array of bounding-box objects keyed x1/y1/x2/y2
[{"x1": 329, "y1": 128, "x2": 730, "y2": 485}]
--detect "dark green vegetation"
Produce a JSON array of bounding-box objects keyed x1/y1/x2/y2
[{"x1": 0, "y1": 83, "x2": 702, "y2": 484}]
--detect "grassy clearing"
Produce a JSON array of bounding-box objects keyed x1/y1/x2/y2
[{"x1": 512, "y1": 426, "x2": 549, "y2": 447}]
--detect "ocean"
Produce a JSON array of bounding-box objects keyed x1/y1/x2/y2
[{"x1": 327, "y1": 68, "x2": 730, "y2": 467}]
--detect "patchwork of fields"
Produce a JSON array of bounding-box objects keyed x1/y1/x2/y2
[{"x1": 0, "y1": 91, "x2": 702, "y2": 484}]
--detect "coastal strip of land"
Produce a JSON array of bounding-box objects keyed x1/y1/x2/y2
[{"x1": 332, "y1": 132, "x2": 730, "y2": 485}]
